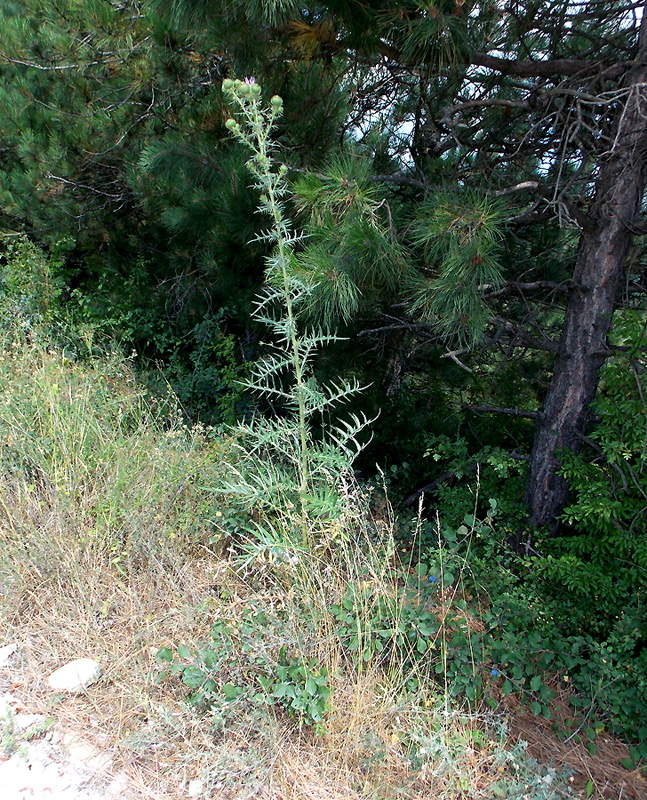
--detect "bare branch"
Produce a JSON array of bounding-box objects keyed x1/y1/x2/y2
[
  {"x1": 464, "y1": 403, "x2": 539, "y2": 419},
  {"x1": 0, "y1": 52, "x2": 103, "y2": 71},
  {"x1": 471, "y1": 52, "x2": 631, "y2": 80},
  {"x1": 491, "y1": 317, "x2": 560, "y2": 352},
  {"x1": 493, "y1": 181, "x2": 539, "y2": 197},
  {"x1": 44, "y1": 173, "x2": 126, "y2": 200},
  {"x1": 507, "y1": 280, "x2": 571, "y2": 293},
  {"x1": 403, "y1": 469, "x2": 471, "y2": 508},
  {"x1": 440, "y1": 349, "x2": 474, "y2": 373},
  {"x1": 442, "y1": 98, "x2": 530, "y2": 128},
  {"x1": 370, "y1": 174, "x2": 430, "y2": 191}
]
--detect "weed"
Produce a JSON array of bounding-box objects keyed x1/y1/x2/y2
[{"x1": 218, "y1": 78, "x2": 372, "y2": 550}]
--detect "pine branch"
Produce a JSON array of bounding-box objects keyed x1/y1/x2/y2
[{"x1": 464, "y1": 404, "x2": 539, "y2": 419}]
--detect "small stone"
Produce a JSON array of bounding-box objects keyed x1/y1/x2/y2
[
  {"x1": 15, "y1": 713, "x2": 47, "y2": 731},
  {"x1": 62, "y1": 732, "x2": 112, "y2": 771},
  {"x1": 188, "y1": 778, "x2": 204, "y2": 796},
  {"x1": 0, "y1": 643, "x2": 17, "y2": 667},
  {"x1": 106, "y1": 772, "x2": 129, "y2": 797},
  {"x1": 0, "y1": 692, "x2": 14, "y2": 716},
  {"x1": 48, "y1": 658, "x2": 101, "y2": 692}
]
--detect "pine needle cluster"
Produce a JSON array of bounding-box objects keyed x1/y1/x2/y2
[
  {"x1": 411, "y1": 192, "x2": 506, "y2": 347},
  {"x1": 292, "y1": 154, "x2": 410, "y2": 326}
]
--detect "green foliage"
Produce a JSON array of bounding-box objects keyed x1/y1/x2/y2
[
  {"x1": 0, "y1": 703, "x2": 54, "y2": 757},
  {"x1": 148, "y1": 311, "x2": 251, "y2": 426},
  {"x1": 416, "y1": 433, "x2": 529, "y2": 544},
  {"x1": 292, "y1": 153, "x2": 411, "y2": 325},
  {"x1": 0, "y1": 236, "x2": 65, "y2": 323},
  {"x1": 411, "y1": 192, "x2": 507, "y2": 347},
  {"x1": 559, "y1": 310, "x2": 647, "y2": 543},
  {"x1": 503, "y1": 311, "x2": 647, "y2": 740},
  {"x1": 422, "y1": 484, "x2": 647, "y2": 751},
  {"x1": 331, "y1": 577, "x2": 440, "y2": 669},
  {"x1": 395, "y1": 0, "x2": 470, "y2": 69},
  {"x1": 0, "y1": 0, "x2": 149, "y2": 243},
  {"x1": 156, "y1": 603, "x2": 330, "y2": 731},
  {"x1": 257, "y1": 647, "x2": 331, "y2": 730},
  {"x1": 149, "y1": 0, "x2": 300, "y2": 29},
  {"x1": 331, "y1": 504, "x2": 558, "y2": 713}
]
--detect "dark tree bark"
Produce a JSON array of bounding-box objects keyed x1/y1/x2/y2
[{"x1": 525, "y1": 11, "x2": 647, "y2": 527}]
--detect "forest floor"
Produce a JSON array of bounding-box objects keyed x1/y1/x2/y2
[
  {"x1": 2, "y1": 552, "x2": 646, "y2": 800},
  {"x1": 2, "y1": 336, "x2": 646, "y2": 800}
]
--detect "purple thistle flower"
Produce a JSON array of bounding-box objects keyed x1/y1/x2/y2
[{"x1": 245, "y1": 76, "x2": 255, "y2": 85}]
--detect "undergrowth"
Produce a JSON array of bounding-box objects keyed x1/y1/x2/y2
[
  {"x1": 0, "y1": 236, "x2": 582, "y2": 798},
  {"x1": 1, "y1": 101, "x2": 637, "y2": 797}
]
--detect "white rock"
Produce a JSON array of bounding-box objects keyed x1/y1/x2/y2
[
  {"x1": 0, "y1": 692, "x2": 15, "y2": 717},
  {"x1": 0, "y1": 643, "x2": 17, "y2": 667},
  {"x1": 0, "y1": 736, "x2": 120, "y2": 800},
  {"x1": 62, "y1": 732, "x2": 113, "y2": 772},
  {"x1": 48, "y1": 659, "x2": 101, "y2": 693},
  {"x1": 188, "y1": 778, "x2": 204, "y2": 796},
  {"x1": 15, "y1": 713, "x2": 47, "y2": 731},
  {"x1": 106, "y1": 772, "x2": 130, "y2": 798}
]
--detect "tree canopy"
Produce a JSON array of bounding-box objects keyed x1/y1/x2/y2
[{"x1": 1, "y1": 0, "x2": 646, "y2": 532}]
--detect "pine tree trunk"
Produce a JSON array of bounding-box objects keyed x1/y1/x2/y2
[{"x1": 526, "y1": 14, "x2": 647, "y2": 528}]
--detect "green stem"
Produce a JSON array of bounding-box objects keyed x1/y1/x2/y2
[{"x1": 249, "y1": 97, "x2": 311, "y2": 546}]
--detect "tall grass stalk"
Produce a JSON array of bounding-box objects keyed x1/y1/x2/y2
[{"x1": 0, "y1": 323, "x2": 223, "y2": 596}]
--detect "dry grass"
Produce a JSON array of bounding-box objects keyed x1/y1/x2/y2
[
  {"x1": 507, "y1": 694, "x2": 647, "y2": 799},
  {"x1": 0, "y1": 327, "x2": 640, "y2": 800},
  {"x1": 0, "y1": 532, "x2": 566, "y2": 800}
]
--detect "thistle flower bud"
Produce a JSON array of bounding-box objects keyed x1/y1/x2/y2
[
  {"x1": 239, "y1": 83, "x2": 251, "y2": 96},
  {"x1": 256, "y1": 154, "x2": 269, "y2": 166},
  {"x1": 225, "y1": 118, "x2": 237, "y2": 131},
  {"x1": 222, "y1": 78, "x2": 234, "y2": 92},
  {"x1": 279, "y1": 164, "x2": 288, "y2": 177},
  {"x1": 270, "y1": 95, "x2": 283, "y2": 108},
  {"x1": 251, "y1": 83, "x2": 262, "y2": 96}
]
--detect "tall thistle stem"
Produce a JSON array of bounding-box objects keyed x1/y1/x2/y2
[
  {"x1": 221, "y1": 78, "x2": 373, "y2": 551},
  {"x1": 224, "y1": 79, "x2": 312, "y2": 541},
  {"x1": 266, "y1": 159, "x2": 310, "y2": 508},
  {"x1": 269, "y1": 171, "x2": 311, "y2": 540}
]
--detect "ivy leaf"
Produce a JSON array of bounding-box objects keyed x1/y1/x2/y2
[
  {"x1": 155, "y1": 647, "x2": 173, "y2": 662},
  {"x1": 222, "y1": 682, "x2": 243, "y2": 700},
  {"x1": 181, "y1": 666, "x2": 206, "y2": 688}
]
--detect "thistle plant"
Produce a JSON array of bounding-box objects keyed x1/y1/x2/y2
[{"x1": 220, "y1": 78, "x2": 372, "y2": 549}]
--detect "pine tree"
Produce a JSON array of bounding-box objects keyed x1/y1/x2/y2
[{"x1": 3, "y1": 0, "x2": 647, "y2": 530}]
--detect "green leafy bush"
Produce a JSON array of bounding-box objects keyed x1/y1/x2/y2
[
  {"x1": 0, "y1": 236, "x2": 64, "y2": 323},
  {"x1": 331, "y1": 577, "x2": 440, "y2": 668},
  {"x1": 156, "y1": 603, "x2": 331, "y2": 732}
]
